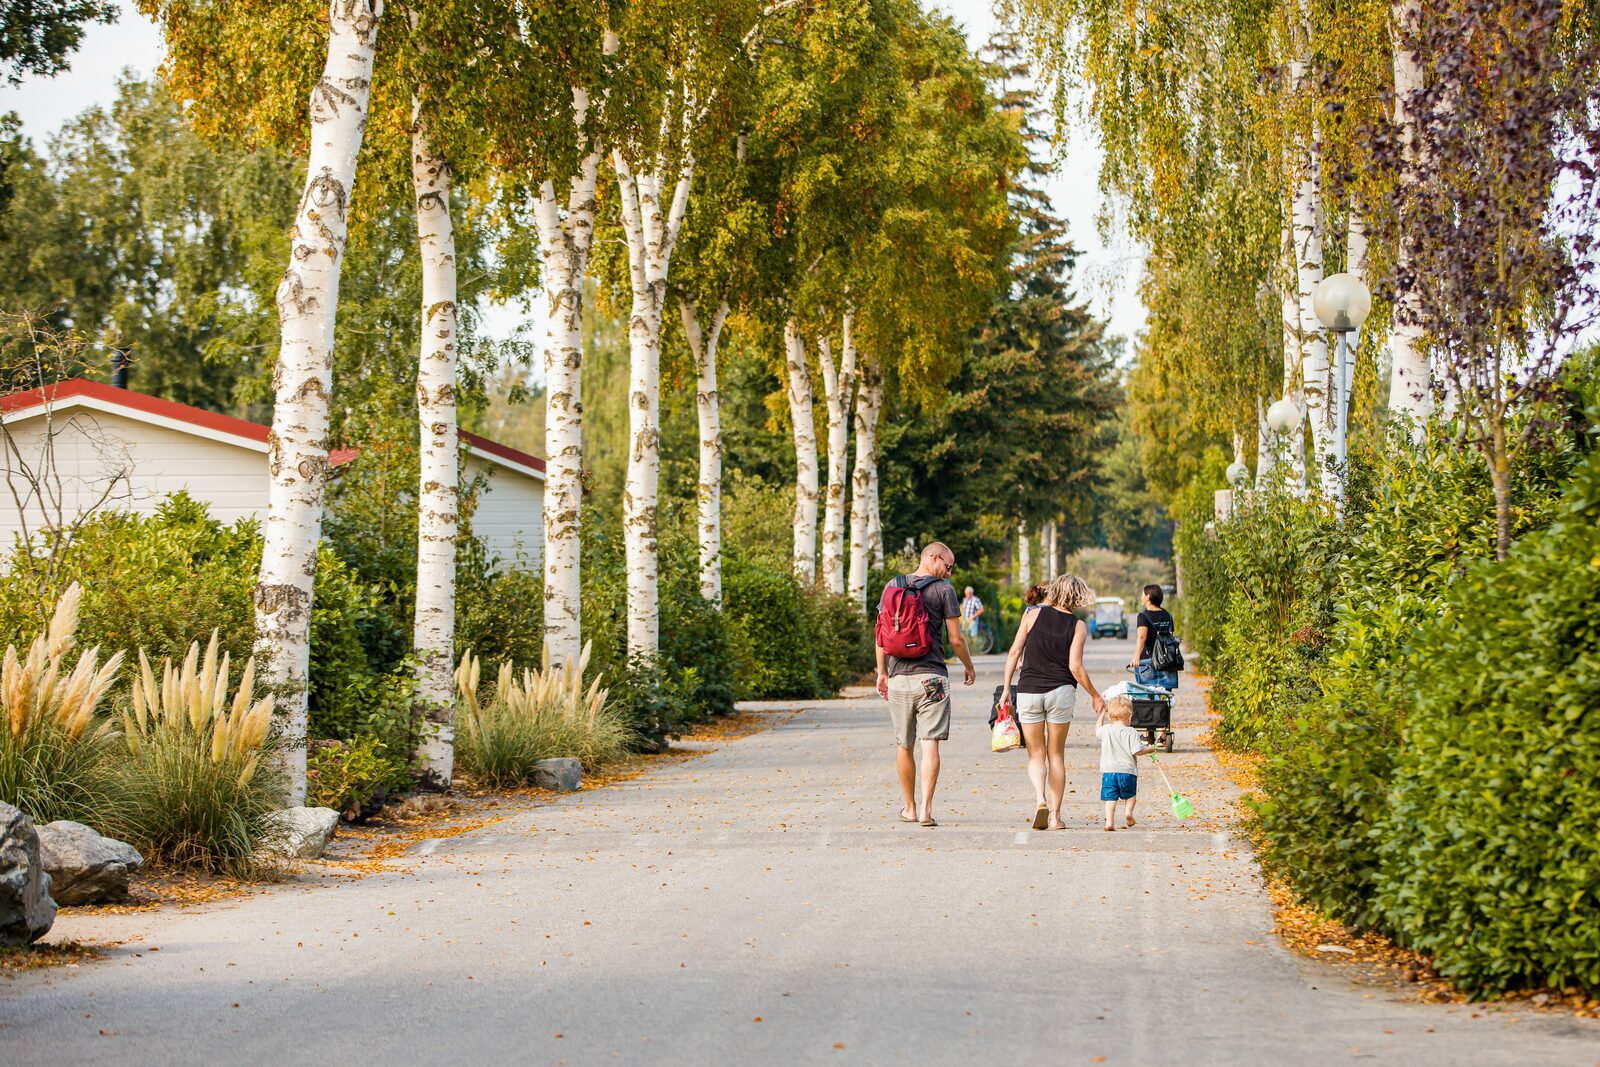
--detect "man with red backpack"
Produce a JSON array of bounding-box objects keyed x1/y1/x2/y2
[{"x1": 874, "y1": 542, "x2": 976, "y2": 827}]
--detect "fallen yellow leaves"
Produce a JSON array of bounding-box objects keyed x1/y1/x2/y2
[{"x1": 0, "y1": 939, "x2": 104, "y2": 973}]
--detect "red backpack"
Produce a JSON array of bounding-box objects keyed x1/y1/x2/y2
[{"x1": 876, "y1": 575, "x2": 935, "y2": 658}]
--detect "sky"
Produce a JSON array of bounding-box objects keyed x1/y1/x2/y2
[{"x1": 0, "y1": 0, "x2": 1147, "y2": 356}]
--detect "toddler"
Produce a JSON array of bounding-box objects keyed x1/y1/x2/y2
[{"x1": 1096, "y1": 696, "x2": 1153, "y2": 830}]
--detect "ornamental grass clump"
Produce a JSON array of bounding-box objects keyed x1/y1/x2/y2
[
  {"x1": 454, "y1": 643, "x2": 631, "y2": 786},
  {"x1": 0, "y1": 583, "x2": 126, "y2": 825},
  {"x1": 115, "y1": 631, "x2": 281, "y2": 873}
]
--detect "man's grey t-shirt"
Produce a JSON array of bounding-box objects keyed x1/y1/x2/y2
[{"x1": 883, "y1": 576, "x2": 960, "y2": 677}]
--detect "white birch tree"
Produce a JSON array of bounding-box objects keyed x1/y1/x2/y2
[
  {"x1": 252, "y1": 0, "x2": 383, "y2": 802},
  {"x1": 816, "y1": 311, "x2": 857, "y2": 595},
  {"x1": 682, "y1": 298, "x2": 731, "y2": 602},
  {"x1": 847, "y1": 355, "x2": 882, "y2": 609},
  {"x1": 1288, "y1": 8, "x2": 1333, "y2": 501},
  {"x1": 1017, "y1": 523, "x2": 1031, "y2": 587},
  {"x1": 534, "y1": 36, "x2": 614, "y2": 674},
  {"x1": 409, "y1": 96, "x2": 458, "y2": 789},
  {"x1": 1386, "y1": 0, "x2": 1431, "y2": 424},
  {"x1": 784, "y1": 317, "x2": 820, "y2": 585}
]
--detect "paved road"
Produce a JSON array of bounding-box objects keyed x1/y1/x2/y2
[{"x1": 5, "y1": 639, "x2": 1598, "y2": 1065}]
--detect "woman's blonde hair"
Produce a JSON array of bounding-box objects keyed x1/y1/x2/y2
[{"x1": 1045, "y1": 574, "x2": 1095, "y2": 612}]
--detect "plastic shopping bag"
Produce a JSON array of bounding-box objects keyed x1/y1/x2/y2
[{"x1": 991, "y1": 704, "x2": 1021, "y2": 752}]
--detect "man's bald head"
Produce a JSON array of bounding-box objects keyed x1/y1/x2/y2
[{"x1": 920, "y1": 542, "x2": 954, "y2": 575}]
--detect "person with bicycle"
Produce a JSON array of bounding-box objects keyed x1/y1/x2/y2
[{"x1": 960, "y1": 586, "x2": 995, "y2": 654}]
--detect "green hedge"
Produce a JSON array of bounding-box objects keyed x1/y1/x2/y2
[
  {"x1": 1372, "y1": 454, "x2": 1600, "y2": 993},
  {"x1": 1184, "y1": 400, "x2": 1598, "y2": 996}
]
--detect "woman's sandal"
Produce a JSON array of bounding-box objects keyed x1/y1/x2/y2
[
  {"x1": 1032, "y1": 804, "x2": 1050, "y2": 831},
  {"x1": 1047, "y1": 812, "x2": 1066, "y2": 831},
  {"x1": 920, "y1": 816, "x2": 939, "y2": 828}
]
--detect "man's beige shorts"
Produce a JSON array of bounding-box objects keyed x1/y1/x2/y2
[{"x1": 887, "y1": 673, "x2": 952, "y2": 748}]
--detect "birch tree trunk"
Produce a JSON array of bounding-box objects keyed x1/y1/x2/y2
[
  {"x1": 410, "y1": 102, "x2": 458, "y2": 790},
  {"x1": 1289, "y1": 26, "x2": 1333, "y2": 500},
  {"x1": 785, "y1": 318, "x2": 819, "y2": 585},
  {"x1": 534, "y1": 77, "x2": 607, "y2": 675},
  {"x1": 682, "y1": 297, "x2": 729, "y2": 604},
  {"x1": 817, "y1": 312, "x2": 857, "y2": 596},
  {"x1": 1277, "y1": 224, "x2": 1307, "y2": 491},
  {"x1": 1017, "y1": 522, "x2": 1030, "y2": 587},
  {"x1": 254, "y1": 0, "x2": 381, "y2": 804},
  {"x1": 867, "y1": 459, "x2": 884, "y2": 569},
  {"x1": 1387, "y1": 0, "x2": 1431, "y2": 425},
  {"x1": 847, "y1": 357, "x2": 882, "y2": 611},
  {"x1": 611, "y1": 149, "x2": 692, "y2": 658},
  {"x1": 1044, "y1": 521, "x2": 1058, "y2": 581}
]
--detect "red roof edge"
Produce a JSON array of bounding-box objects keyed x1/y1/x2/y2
[
  {"x1": 461, "y1": 430, "x2": 547, "y2": 474},
  {"x1": 2, "y1": 378, "x2": 543, "y2": 475}
]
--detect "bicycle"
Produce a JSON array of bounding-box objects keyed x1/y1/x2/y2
[{"x1": 963, "y1": 618, "x2": 996, "y2": 655}]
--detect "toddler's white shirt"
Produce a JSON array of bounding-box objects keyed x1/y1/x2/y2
[{"x1": 1097, "y1": 722, "x2": 1146, "y2": 774}]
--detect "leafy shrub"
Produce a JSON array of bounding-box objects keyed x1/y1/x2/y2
[
  {"x1": 0, "y1": 494, "x2": 257, "y2": 665},
  {"x1": 115, "y1": 633, "x2": 281, "y2": 874},
  {"x1": 456, "y1": 563, "x2": 544, "y2": 672},
  {"x1": 606, "y1": 653, "x2": 702, "y2": 750},
  {"x1": 0, "y1": 584, "x2": 125, "y2": 826},
  {"x1": 1168, "y1": 450, "x2": 1231, "y2": 667},
  {"x1": 1252, "y1": 420, "x2": 1583, "y2": 922},
  {"x1": 454, "y1": 646, "x2": 632, "y2": 784},
  {"x1": 807, "y1": 591, "x2": 874, "y2": 692},
  {"x1": 1368, "y1": 451, "x2": 1600, "y2": 994},
  {"x1": 722, "y1": 551, "x2": 821, "y2": 699},
  {"x1": 307, "y1": 735, "x2": 400, "y2": 820}
]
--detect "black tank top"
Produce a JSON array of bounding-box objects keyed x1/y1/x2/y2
[{"x1": 1016, "y1": 606, "x2": 1079, "y2": 694}]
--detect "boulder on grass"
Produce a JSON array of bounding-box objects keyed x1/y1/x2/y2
[
  {"x1": 533, "y1": 758, "x2": 582, "y2": 792},
  {"x1": 261, "y1": 806, "x2": 340, "y2": 860},
  {"x1": 0, "y1": 801, "x2": 57, "y2": 946},
  {"x1": 36, "y1": 821, "x2": 144, "y2": 906}
]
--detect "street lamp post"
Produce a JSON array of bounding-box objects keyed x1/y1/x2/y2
[{"x1": 1312, "y1": 272, "x2": 1372, "y2": 501}]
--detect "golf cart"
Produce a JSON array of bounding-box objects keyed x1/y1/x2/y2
[{"x1": 1090, "y1": 596, "x2": 1127, "y2": 640}]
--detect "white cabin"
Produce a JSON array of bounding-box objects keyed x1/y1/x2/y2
[{"x1": 0, "y1": 379, "x2": 544, "y2": 565}]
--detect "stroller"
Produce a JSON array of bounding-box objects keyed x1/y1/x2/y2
[{"x1": 1127, "y1": 681, "x2": 1174, "y2": 752}]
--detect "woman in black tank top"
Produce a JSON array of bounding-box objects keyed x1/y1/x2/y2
[{"x1": 1000, "y1": 575, "x2": 1109, "y2": 830}]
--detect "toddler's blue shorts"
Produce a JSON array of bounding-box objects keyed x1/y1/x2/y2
[{"x1": 1100, "y1": 772, "x2": 1138, "y2": 801}]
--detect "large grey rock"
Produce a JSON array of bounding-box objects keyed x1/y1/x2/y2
[
  {"x1": 0, "y1": 801, "x2": 56, "y2": 946},
  {"x1": 36, "y1": 821, "x2": 144, "y2": 905},
  {"x1": 533, "y1": 758, "x2": 582, "y2": 792},
  {"x1": 261, "y1": 806, "x2": 340, "y2": 860}
]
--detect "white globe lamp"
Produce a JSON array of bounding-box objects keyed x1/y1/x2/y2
[
  {"x1": 1313, "y1": 272, "x2": 1372, "y2": 333},
  {"x1": 1266, "y1": 398, "x2": 1300, "y2": 434},
  {"x1": 1226, "y1": 460, "x2": 1250, "y2": 487}
]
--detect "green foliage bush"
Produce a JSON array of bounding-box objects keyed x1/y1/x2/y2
[
  {"x1": 307, "y1": 735, "x2": 405, "y2": 820},
  {"x1": 722, "y1": 551, "x2": 824, "y2": 698},
  {"x1": 1184, "y1": 405, "x2": 1598, "y2": 995},
  {"x1": 1369, "y1": 453, "x2": 1600, "y2": 994}
]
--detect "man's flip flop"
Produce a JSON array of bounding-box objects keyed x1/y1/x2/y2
[
  {"x1": 898, "y1": 813, "x2": 917, "y2": 823},
  {"x1": 1032, "y1": 804, "x2": 1050, "y2": 831},
  {"x1": 920, "y1": 817, "x2": 938, "y2": 828}
]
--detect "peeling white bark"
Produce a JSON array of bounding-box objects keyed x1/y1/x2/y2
[
  {"x1": 817, "y1": 312, "x2": 857, "y2": 596},
  {"x1": 1017, "y1": 522, "x2": 1031, "y2": 587},
  {"x1": 255, "y1": 0, "x2": 382, "y2": 804},
  {"x1": 785, "y1": 318, "x2": 819, "y2": 585},
  {"x1": 1276, "y1": 219, "x2": 1307, "y2": 492},
  {"x1": 682, "y1": 296, "x2": 729, "y2": 605},
  {"x1": 1388, "y1": 0, "x2": 1431, "y2": 425},
  {"x1": 847, "y1": 357, "x2": 881, "y2": 611},
  {"x1": 611, "y1": 146, "x2": 692, "y2": 658},
  {"x1": 534, "y1": 76, "x2": 607, "y2": 675},
  {"x1": 410, "y1": 101, "x2": 458, "y2": 790},
  {"x1": 1289, "y1": 26, "x2": 1333, "y2": 501}
]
